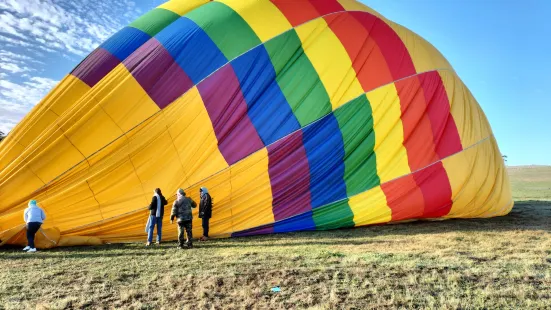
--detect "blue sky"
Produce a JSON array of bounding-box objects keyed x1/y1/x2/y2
[{"x1": 0, "y1": 0, "x2": 549, "y2": 166}]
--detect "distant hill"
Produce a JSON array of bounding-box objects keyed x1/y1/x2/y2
[{"x1": 507, "y1": 165, "x2": 551, "y2": 201}]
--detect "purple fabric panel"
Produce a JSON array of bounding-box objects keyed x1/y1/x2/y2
[
  {"x1": 123, "y1": 38, "x2": 194, "y2": 109},
  {"x1": 197, "y1": 64, "x2": 264, "y2": 165},
  {"x1": 232, "y1": 224, "x2": 274, "y2": 237},
  {"x1": 267, "y1": 130, "x2": 312, "y2": 221},
  {"x1": 71, "y1": 48, "x2": 120, "y2": 87}
]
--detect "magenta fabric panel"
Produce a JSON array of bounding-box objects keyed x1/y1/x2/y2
[
  {"x1": 232, "y1": 224, "x2": 275, "y2": 237},
  {"x1": 197, "y1": 64, "x2": 264, "y2": 165},
  {"x1": 71, "y1": 48, "x2": 120, "y2": 87},
  {"x1": 123, "y1": 38, "x2": 194, "y2": 109},
  {"x1": 267, "y1": 130, "x2": 312, "y2": 221}
]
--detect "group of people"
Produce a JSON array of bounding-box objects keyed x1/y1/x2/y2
[
  {"x1": 146, "y1": 186, "x2": 213, "y2": 249},
  {"x1": 20, "y1": 187, "x2": 212, "y2": 252}
]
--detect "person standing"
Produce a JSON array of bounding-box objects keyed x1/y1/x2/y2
[
  {"x1": 198, "y1": 187, "x2": 212, "y2": 241},
  {"x1": 170, "y1": 189, "x2": 197, "y2": 249},
  {"x1": 23, "y1": 200, "x2": 46, "y2": 253},
  {"x1": 146, "y1": 188, "x2": 167, "y2": 246}
]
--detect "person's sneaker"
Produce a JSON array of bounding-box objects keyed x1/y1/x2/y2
[
  {"x1": 187, "y1": 243, "x2": 193, "y2": 249},
  {"x1": 23, "y1": 246, "x2": 30, "y2": 251},
  {"x1": 27, "y1": 248, "x2": 37, "y2": 253},
  {"x1": 155, "y1": 241, "x2": 160, "y2": 245},
  {"x1": 145, "y1": 242, "x2": 151, "y2": 247}
]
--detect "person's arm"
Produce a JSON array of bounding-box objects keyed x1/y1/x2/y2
[
  {"x1": 148, "y1": 196, "x2": 156, "y2": 210},
  {"x1": 170, "y1": 201, "x2": 177, "y2": 223},
  {"x1": 41, "y1": 208, "x2": 46, "y2": 221},
  {"x1": 23, "y1": 209, "x2": 28, "y2": 223},
  {"x1": 191, "y1": 199, "x2": 197, "y2": 209},
  {"x1": 162, "y1": 196, "x2": 168, "y2": 206}
]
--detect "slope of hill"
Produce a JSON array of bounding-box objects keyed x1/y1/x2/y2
[{"x1": 508, "y1": 165, "x2": 551, "y2": 201}]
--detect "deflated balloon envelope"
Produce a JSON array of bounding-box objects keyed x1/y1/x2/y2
[{"x1": 0, "y1": 0, "x2": 512, "y2": 247}]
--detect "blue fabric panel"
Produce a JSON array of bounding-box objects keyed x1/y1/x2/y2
[
  {"x1": 155, "y1": 17, "x2": 228, "y2": 84},
  {"x1": 302, "y1": 115, "x2": 348, "y2": 208},
  {"x1": 231, "y1": 45, "x2": 301, "y2": 146},
  {"x1": 100, "y1": 27, "x2": 151, "y2": 62},
  {"x1": 274, "y1": 210, "x2": 316, "y2": 233}
]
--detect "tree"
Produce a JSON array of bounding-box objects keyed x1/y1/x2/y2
[
  {"x1": 0, "y1": 131, "x2": 5, "y2": 142},
  {"x1": 502, "y1": 154, "x2": 508, "y2": 164}
]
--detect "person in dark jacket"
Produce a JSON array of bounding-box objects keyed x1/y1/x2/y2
[
  {"x1": 198, "y1": 187, "x2": 212, "y2": 241},
  {"x1": 170, "y1": 188, "x2": 197, "y2": 249},
  {"x1": 146, "y1": 188, "x2": 168, "y2": 246}
]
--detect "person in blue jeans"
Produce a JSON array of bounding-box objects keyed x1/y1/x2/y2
[
  {"x1": 23, "y1": 200, "x2": 46, "y2": 253},
  {"x1": 145, "y1": 188, "x2": 167, "y2": 246}
]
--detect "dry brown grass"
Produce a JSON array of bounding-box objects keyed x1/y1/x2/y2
[{"x1": 1, "y1": 167, "x2": 550, "y2": 309}]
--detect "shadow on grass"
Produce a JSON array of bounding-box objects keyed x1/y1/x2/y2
[{"x1": 1, "y1": 200, "x2": 549, "y2": 257}]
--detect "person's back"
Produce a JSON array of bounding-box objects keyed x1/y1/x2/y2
[
  {"x1": 199, "y1": 187, "x2": 213, "y2": 241},
  {"x1": 172, "y1": 196, "x2": 195, "y2": 222},
  {"x1": 146, "y1": 188, "x2": 168, "y2": 246},
  {"x1": 23, "y1": 200, "x2": 46, "y2": 253},
  {"x1": 170, "y1": 189, "x2": 197, "y2": 249},
  {"x1": 24, "y1": 202, "x2": 46, "y2": 224}
]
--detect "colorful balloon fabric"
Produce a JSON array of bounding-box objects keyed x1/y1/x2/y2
[{"x1": 0, "y1": 0, "x2": 512, "y2": 247}]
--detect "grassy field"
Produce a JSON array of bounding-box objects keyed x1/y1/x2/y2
[{"x1": 1, "y1": 166, "x2": 550, "y2": 309}]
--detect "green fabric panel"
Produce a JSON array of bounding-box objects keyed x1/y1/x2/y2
[
  {"x1": 264, "y1": 30, "x2": 332, "y2": 127},
  {"x1": 334, "y1": 95, "x2": 380, "y2": 197},
  {"x1": 129, "y1": 8, "x2": 180, "y2": 37},
  {"x1": 186, "y1": 2, "x2": 261, "y2": 60},
  {"x1": 312, "y1": 199, "x2": 355, "y2": 230}
]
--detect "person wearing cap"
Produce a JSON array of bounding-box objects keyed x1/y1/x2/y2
[
  {"x1": 170, "y1": 189, "x2": 197, "y2": 249},
  {"x1": 146, "y1": 188, "x2": 168, "y2": 246},
  {"x1": 23, "y1": 200, "x2": 46, "y2": 253},
  {"x1": 198, "y1": 187, "x2": 213, "y2": 241}
]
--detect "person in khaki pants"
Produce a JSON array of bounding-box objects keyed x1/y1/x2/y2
[{"x1": 170, "y1": 189, "x2": 197, "y2": 249}]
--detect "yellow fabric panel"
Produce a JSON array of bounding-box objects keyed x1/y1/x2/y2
[
  {"x1": 165, "y1": 87, "x2": 228, "y2": 186},
  {"x1": 62, "y1": 208, "x2": 146, "y2": 240},
  {"x1": 40, "y1": 181, "x2": 103, "y2": 232},
  {"x1": 365, "y1": 88, "x2": 411, "y2": 183},
  {"x1": 389, "y1": 23, "x2": 453, "y2": 73},
  {"x1": 95, "y1": 64, "x2": 159, "y2": 133},
  {"x1": 438, "y1": 70, "x2": 491, "y2": 147},
  {"x1": 349, "y1": 186, "x2": 392, "y2": 226},
  {"x1": 158, "y1": 0, "x2": 209, "y2": 15},
  {"x1": 58, "y1": 235, "x2": 103, "y2": 247},
  {"x1": 443, "y1": 137, "x2": 512, "y2": 218},
  {"x1": 295, "y1": 18, "x2": 364, "y2": 110},
  {"x1": 337, "y1": 0, "x2": 383, "y2": 19},
  {"x1": 49, "y1": 75, "x2": 92, "y2": 116},
  {"x1": 218, "y1": 0, "x2": 292, "y2": 42},
  {"x1": 87, "y1": 160, "x2": 148, "y2": 219},
  {"x1": 467, "y1": 136, "x2": 512, "y2": 218},
  {"x1": 229, "y1": 148, "x2": 274, "y2": 232},
  {"x1": 0, "y1": 226, "x2": 60, "y2": 249},
  {"x1": 65, "y1": 105, "x2": 125, "y2": 158},
  {"x1": 0, "y1": 141, "x2": 24, "y2": 174},
  {"x1": 130, "y1": 131, "x2": 187, "y2": 195},
  {"x1": 17, "y1": 109, "x2": 59, "y2": 147},
  {"x1": 27, "y1": 129, "x2": 86, "y2": 183},
  {"x1": 0, "y1": 167, "x2": 44, "y2": 214},
  {"x1": 185, "y1": 170, "x2": 233, "y2": 237}
]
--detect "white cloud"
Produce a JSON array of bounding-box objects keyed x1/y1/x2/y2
[
  {"x1": 0, "y1": 0, "x2": 148, "y2": 133},
  {"x1": 0, "y1": 62, "x2": 31, "y2": 73}
]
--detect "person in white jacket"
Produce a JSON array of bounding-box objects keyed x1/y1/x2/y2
[{"x1": 23, "y1": 200, "x2": 46, "y2": 253}]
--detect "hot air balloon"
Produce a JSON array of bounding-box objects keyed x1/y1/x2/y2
[{"x1": 0, "y1": 0, "x2": 512, "y2": 248}]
